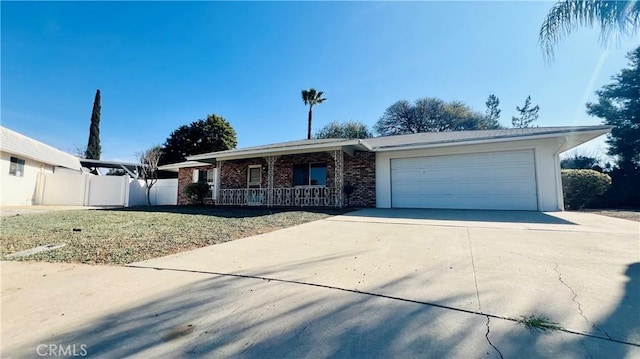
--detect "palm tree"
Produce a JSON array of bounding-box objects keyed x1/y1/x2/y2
[
  {"x1": 540, "y1": 0, "x2": 640, "y2": 61},
  {"x1": 301, "y1": 88, "x2": 326, "y2": 139}
]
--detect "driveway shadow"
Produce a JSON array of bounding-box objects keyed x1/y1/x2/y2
[
  {"x1": 343, "y1": 208, "x2": 576, "y2": 225},
  {"x1": 3, "y1": 266, "x2": 478, "y2": 358},
  {"x1": 4, "y1": 260, "x2": 636, "y2": 357}
]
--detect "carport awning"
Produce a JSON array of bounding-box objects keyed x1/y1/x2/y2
[{"x1": 80, "y1": 159, "x2": 143, "y2": 177}]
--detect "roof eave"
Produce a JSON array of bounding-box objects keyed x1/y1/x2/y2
[
  {"x1": 1, "y1": 149, "x2": 81, "y2": 170},
  {"x1": 187, "y1": 140, "x2": 368, "y2": 162},
  {"x1": 373, "y1": 127, "x2": 613, "y2": 152}
]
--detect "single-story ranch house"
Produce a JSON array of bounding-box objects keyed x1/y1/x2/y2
[{"x1": 159, "y1": 125, "x2": 611, "y2": 211}]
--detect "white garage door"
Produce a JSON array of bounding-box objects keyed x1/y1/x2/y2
[{"x1": 391, "y1": 150, "x2": 537, "y2": 210}]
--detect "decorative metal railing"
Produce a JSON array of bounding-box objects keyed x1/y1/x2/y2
[{"x1": 218, "y1": 187, "x2": 339, "y2": 207}]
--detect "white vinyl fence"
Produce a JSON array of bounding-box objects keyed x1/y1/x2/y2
[
  {"x1": 87, "y1": 175, "x2": 130, "y2": 206},
  {"x1": 37, "y1": 172, "x2": 177, "y2": 207},
  {"x1": 39, "y1": 171, "x2": 88, "y2": 206},
  {"x1": 127, "y1": 179, "x2": 178, "y2": 206}
]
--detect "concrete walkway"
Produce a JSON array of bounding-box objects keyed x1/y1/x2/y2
[{"x1": 1, "y1": 209, "x2": 638, "y2": 358}]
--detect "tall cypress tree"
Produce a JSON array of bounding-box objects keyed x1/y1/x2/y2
[{"x1": 85, "y1": 89, "x2": 102, "y2": 159}]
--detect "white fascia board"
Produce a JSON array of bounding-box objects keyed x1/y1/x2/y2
[
  {"x1": 158, "y1": 161, "x2": 211, "y2": 172},
  {"x1": 372, "y1": 128, "x2": 612, "y2": 153},
  {"x1": 187, "y1": 140, "x2": 367, "y2": 161}
]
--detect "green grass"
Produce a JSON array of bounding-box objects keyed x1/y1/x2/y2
[
  {"x1": 515, "y1": 315, "x2": 563, "y2": 332},
  {"x1": 0, "y1": 206, "x2": 344, "y2": 265}
]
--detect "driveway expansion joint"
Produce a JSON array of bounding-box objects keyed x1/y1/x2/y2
[
  {"x1": 125, "y1": 264, "x2": 640, "y2": 348},
  {"x1": 465, "y1": 227, "x2": 481, "y2": 311}
]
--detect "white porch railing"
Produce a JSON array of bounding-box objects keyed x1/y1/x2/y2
[{"x1": 219, "y1": 187, "x2": 339, "y2": 207}]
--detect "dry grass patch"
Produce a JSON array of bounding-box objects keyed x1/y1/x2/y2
[
  {"x1": 579, "y1": 209, "x2": 640, "y2": 222},
  {"x1": 0, "y1": 206, "x2": 344, "y2": 265}
]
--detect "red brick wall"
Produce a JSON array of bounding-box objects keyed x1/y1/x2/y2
[
  {"x1": 177, "y1": 165, "x2": 215, "y2": 205},
  {"x1": 178, "y1": 150, "x2": 376, "y2": 207},
  {"x1": 344, "y1": 151, "x2": 376, "y2": 207},
  {"x1": 219, "y1": 158, "x2": 268, "y2": 189}
]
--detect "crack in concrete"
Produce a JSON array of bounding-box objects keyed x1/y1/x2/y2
[
  {"x1": 128, "y1": 264, "x2": 640, "y2": 347},
  {"x1": 485, "y1": 316, "x2": 504, "y2": 359},
  {"x1": 467, "y1": 228, "x2": 503, "y2": 358},
  {"x1": 554, "y1": 263, "x2": 613, "y2": 340}
]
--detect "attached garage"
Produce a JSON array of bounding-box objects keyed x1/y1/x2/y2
[
  {"x1": 390, "y1": 150, "x2": 537, "y2": 210},
  {"x1": 372, "y1": 126, "x2": 613, "y2": 212}
]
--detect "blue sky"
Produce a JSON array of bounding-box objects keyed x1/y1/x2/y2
[{"x1": 2, "y1": 1, "x2": 638, "y2": 163}]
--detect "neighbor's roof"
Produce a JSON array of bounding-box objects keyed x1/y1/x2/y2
[
  {"x1": 183, "y1": 125, "x2": 612, "y2": 164},
  {"x1": 0, "y1": 126, "x2": 81, "y2": 170}
]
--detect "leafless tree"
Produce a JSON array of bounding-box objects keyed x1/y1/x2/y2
[{"x1": 137, "y1": 145, "x2": 162, "y2": 206}]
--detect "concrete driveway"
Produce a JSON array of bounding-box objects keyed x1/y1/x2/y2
[{"x1": 2, "y1": 209, "x2": 638, "y2": 358}]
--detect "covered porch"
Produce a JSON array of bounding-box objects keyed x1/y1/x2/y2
[{"x1": 186, "y1": 139, "x2": 374, "y2": 208}]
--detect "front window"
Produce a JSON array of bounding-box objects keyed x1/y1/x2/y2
[
  {"x1": 198, "y1": 169, "x2": 215, "y2": 198},
  {"x1": 294, "y1": 163, "x2": 327, "y2": 186},
  {"x1": 9, "y1": 157, "x2": 25, "y2": 177},
  {"x1": 248, "y1": 165, "x2": 262, "y2": 188}
]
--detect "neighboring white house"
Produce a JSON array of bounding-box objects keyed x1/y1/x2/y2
[{"x1": 1, "y1": 126, "x2": 81, "y2": 206}]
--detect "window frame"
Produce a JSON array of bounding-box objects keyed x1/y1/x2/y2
[
  {"x1": 247, "y1": 165, "x2": 262, "y2": 188},
  {"x1": 293, "y1": 162, "x2": 327, "y2": 187},
  {"x1": 9, "y1": 156, "x2": 25, "y2": 177},
  {"x1": 198, "y1": 168, "x2": 216, "y2": 199}
]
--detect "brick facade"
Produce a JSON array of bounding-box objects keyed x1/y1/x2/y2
[
  {"x1": 343, "y1": 151, "x2": 376, "y2": 207},
  {"x1": 177, "y1": 165, "x2": 216, "y2": 205},
  {"x1": 177, "y1": 150, "x2": 376, "y2": 207},
  {"x1": 219, "y1": 158, "x2": 268, "y2": 189}
]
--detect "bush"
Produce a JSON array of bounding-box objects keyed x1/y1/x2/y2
[
  {"x1": 596, "y1": 169, "x2": 640, "y2": 208},
  {"x1": 561, "y1": 169, "x2": 612, "y2": 210},
  {"x1": 184, "y1": 182, "x2": 211, "y2": 204}
]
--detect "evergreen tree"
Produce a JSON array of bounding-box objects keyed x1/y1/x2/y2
[
  {"x1": 160, "y1": 114, "x2": 237, "y2": 165},
  {"x1": 84, "y1": 89, "x2": 102, "y2": 159},
  {"x1": 512, "y1": 96, "x2": 540, "y2": 128},
  {"x1": 485, "y1": 94, "x2": 502, "y2": 128},
  {"x1": 587, "y1": 46, "x2": 640, "y2": 172}
]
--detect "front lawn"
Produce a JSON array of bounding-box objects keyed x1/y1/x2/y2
[{"x1": 0, "y1": 206, "x2": 344, "y2": 265}]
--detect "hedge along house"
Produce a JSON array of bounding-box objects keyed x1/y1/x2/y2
[{"x1": 167, "y1": 125, "x2": 611, "y2": 211}]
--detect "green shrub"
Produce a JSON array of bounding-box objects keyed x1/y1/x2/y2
[
  {"x1": 183, "y1": 182, "x2": 211, "y2": 204},
  {"x1": 561, "y1": 169, "x2": 612, "y2": 209}
]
